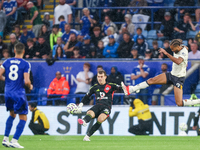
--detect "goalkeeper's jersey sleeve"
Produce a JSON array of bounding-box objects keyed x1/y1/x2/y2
[{"x1": 81, "y1": 84, "x2": 97, "y2": 104}]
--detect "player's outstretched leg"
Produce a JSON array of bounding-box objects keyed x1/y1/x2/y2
[
  {"x1": 10, "y1": 115, "x2": 27, "y2": 148},
  {"x1": 78, "y1": 111, "x2": 94, "y2": 127},
  {"x1": 2, "y1": 111, "x2": 16, "y2": 147}
]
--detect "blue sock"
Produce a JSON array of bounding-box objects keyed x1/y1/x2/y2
[
  {"x1": 4, "y1": 116, "x2": 15, "y2": 137},
  {"x1": 13, "y1": 120, "x2": 26, "y2": 140}
]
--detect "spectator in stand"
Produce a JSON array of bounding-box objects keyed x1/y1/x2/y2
[
  {"x1": 157, "y1": 12, "x2": 174, "y2": 40},
  {"x1": 42, "y1": 12, "x2": 51, "y2": 31},
  {"x1": 2, "y1": 49, "x2": 10, "y2": 60},
  {"x1": 66, "y1": 0, "x2": 76, "y2": 8},
  {"x1": 131, "y1": 56, "x2": 150, "y2": 104},
  {"x1": 100, "y1": 4, "x2": 114, "y2": 22},
  {"x1": 173, "y1": 13, "x2": 196, "y2": 40},
  {"x1": 163, "y1": 40, "x2": 173, "y2": 58},
  {"x1": 27, "y1": 2, "x2": 43, "y2": 37},
  {"x1": 0, "y1": 35, "x2": 7, "y2": 59},
  {"x1": 114, "y1": 0, "x2": 130, "y2": 22},
  {"x1": 196, "y1": 6, "x2": 200, "y2": 22},
  {"x1": 8, "y1": 33, "x2": 18, "y2": 57},
  {"x1": 59, "y1": 15, "x2": 66, "y2": 33},
  {"x1": 117, "y1": 32, "x2": 134, "y2": 58},
  {"x1": 107, "y1": 66, "x2": 124, "y2": 105},
  {"x1": 174, "y1": 0, "x2": 195, "y2": 15},
  {"x1": 188, "y1": 43, "x2": 200, "y2": 59},
  {"x1": 101, "y1": 16, "x2": 118, "y2": 36},
  {"x1": 25, "y1": 38, "x2": 37, "y2": 59},
  {"x1": 62, "y1": 24, "x2": 78, "y2": 44},
  {"x1": 47, "y1": 71, "x2": 70, "y2": 105},
  {"x1": 70, "y1": 46, "x2": 83, "y2": 58},
  {"x1": 75, "y1": 62, "x2": 94, "y2": 104},
  {"x1": 91, "y1": 26, "x2": 104, "y2": 47},
  {"x1": 20, "y1": 25, "x2": 36, "y2": 46},
  {"x1": 119, "y1": 14, "x2": 135, "y2": 36},
  {"x1": 50, "y1": 25, "x2": 63, "y2": 50},
  {"x1": 64, "y1": 33, "x2": 78, "y2": 58},
  {"x1": 132, "y1": 35, "x2": 148, "y2": 56},
  {"x1": 14, "y1": 25, "x2": 21, "y2": 41},
  {"x1": 144, "y1": 49, "x2": 153, "y2": 60},
  {"x1": 54, "y1": 46, "x2": 66, "y2": 59},
  {"x1": 80, "y1": 8, "x2": 96, "y2": 36},
  {"x1": 152, "y1": 63, "x2": 170, "y2": 105},
  {"x1": 187, "y1": 38, "x2": 194, "y2": 52},
  {"x1": 101, "y1": 27, "x2": 119, "y2": 47},
  {"x1": 150, "y1": 40, "x2": 159, "y2": 58},
  {"x1": 52, "y1": 37, "x2": 65, "y2": 58},
  {"x1": 16, "y1": 0, "x2": 28, "y2": 24},
  {"x1": 103, "y1": 35, "x2": 119, "y2": 58},
  {"x1": 194, "y1": 31, "x2": 200, "y2": 49},
  {"x1": 53, "y1": 0, "x2": 72, "y2": 26},
  {"x1": 132, "y1": 27, "x2": 145, "y2": 42},
  {"x1": 39, "y1": 25, "x2": 51, "y2": 44},
  {"x1": 128, "y1": 0, "x2": 147, "y2": 15},
  {"x1": 86, "y1": 45, "x2": 97, "y2": 58},
  {"x1": 34, "y1": 36, "x2": 51, "y2": 59},
  {"x1": 3, "y1": 0, "x2": 17, "y2": 34},
  {"x1": 91, "y1": 65, "x2": 103, "y2": 86},
  {"x1": 129, "y1": 46, "x2": 140, "y2": 59},
  {"x1": 96, "y1": 40, "x2": 104, "y2": 58},
  {"x1": 75, "y1": 34, "x2": 94, "y2": 57},
  {"x1": 0, "y1": 9, "x2": 7, "y2": 38}
]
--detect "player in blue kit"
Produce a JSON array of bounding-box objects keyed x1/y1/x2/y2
[{"x1": 0, "y1": 43, "x2": 33, "y2": 148}]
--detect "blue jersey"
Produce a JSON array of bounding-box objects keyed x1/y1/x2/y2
[
  {"x1": 3, "y1": 0, "x2": 17, "y2": 18},
  {"x1": 62, "y1": 29, "x2": 78, "y2": 43},
  {"x1": 20, "y1": 31, "x2": 35, "y2": 44},
  {"x1": 1, "y1": 58, "x2": 31, "y2": 93},
  {"x1": 81, "y1": 15, "x2": 93, "y2": 29},
  {"x1": 132, "y1": 64, "x2": 150, "y2": 85},
  {"x1": 59, "y1": 21, "x2": 67, "y2": 33}
]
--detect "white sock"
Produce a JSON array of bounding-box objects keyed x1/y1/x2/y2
[
  {"x1": 11, "y1": 138, "x2": 18, "y2": 143},
  {"x1": 3, "y1": 136, "x2": 9, "y2": 141},
  {"x1": 183, "y1": 99, "x2": 200, "y2": 106},
  {"x1": 129, "y1": 81, "x2": 149, "y2": 94}
]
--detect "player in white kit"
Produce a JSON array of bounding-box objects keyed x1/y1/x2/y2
[{"x1": 121, "y1": 39, "x2": 200, "y2": 106}]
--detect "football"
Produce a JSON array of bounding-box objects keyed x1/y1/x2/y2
[
  {"x1": 67, "y1": 103, "x2": 78, "y2": 114},
  {"x1": 179, "y1": 123, "x2": 188, "y2": 131}
]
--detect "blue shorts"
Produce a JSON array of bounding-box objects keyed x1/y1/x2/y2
[
  {"x1": 81, "y1": 28, "x2": 90, "y2": 36},
  {"x1": 5, "y1": 92, "x2": 28, "y2": 115}
]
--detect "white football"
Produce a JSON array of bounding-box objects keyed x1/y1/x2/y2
[
  {"x1": 67, "y1": 103, "x2": 78, "y2": 114},
  {"x1": 179, "y1": 123, "x2": 188, "y2": 131}
]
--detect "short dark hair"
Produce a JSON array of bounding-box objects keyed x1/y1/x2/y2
[
  {"x1": 14, "y1": 25, "x2": 20, "y2": 29},
  {"x1": 98, "y1": 70, "x2": 107, "y2": 76},
  {"x1": 14, "y1": 43, "x2": 25, "y2": 54},
  {"x1": 84, "y1": 62, "x2": 90, "y2": 68},
  {"x1": 164, "y1": 40, "x2": 170, "y2": 44},
  {"x1": 184, "y1": 13, "x2": 190, "y2": 17},
  {"x1": 170, "y1": 39, "x2": 183, "y2": 47},
  {"x1": 162, "y1": 63, "x2": 168, "y2": 68},
  {"x1": 58, "y1": 15, "x2": 65, "y2": 21},
  {"x1": 123, "y1": 32, "x2": 130, "y2": 37},
  {"x1": 38, "y1": 36, "x2": 45, "y2": 39},
  {"x1": 97, "y1": 65, "x2": 103, "y2": 69},
  {"x1": 29, "y1": 103, "x2": 37, "y2": 108},
  {"x1": 152, "y1": 40, "x2": 158, "y2": 45},
  {"x1": 73, "y1": 46, "x2": 80, "y2": 51},
  {"x1": 137, "y1": 27, "x2": 142, "y2": 31},
  {"x1": 27, "y1": 38, "x2": 34, "y2": 43}
]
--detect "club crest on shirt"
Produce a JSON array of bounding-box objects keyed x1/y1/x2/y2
[{"x1": 104, "y1": 84, "x2": 111, "y2": 93}]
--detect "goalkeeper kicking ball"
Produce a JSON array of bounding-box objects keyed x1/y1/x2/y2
[
  {"x1": 179, "y1": 123, "x2": 188, "y2": 131},
  {"x1": 67, "y1": 103, "x2": 78, "y2": 114}
]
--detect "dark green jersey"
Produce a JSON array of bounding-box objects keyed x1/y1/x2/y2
[
  {"x1": 81, "y1": 83, "x2": 121, "y2": 108},
  {"x1": 30, "y1": 6, "x2": 42, "y2": 25}
]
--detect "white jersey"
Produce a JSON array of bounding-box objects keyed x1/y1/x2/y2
[{"x1": 171, "y1": 47, "x2": 188, "y2": 77}]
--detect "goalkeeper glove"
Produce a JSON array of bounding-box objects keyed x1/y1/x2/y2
[{"x1": 75, "y1": 103, "x2": 83, "y2": 114}]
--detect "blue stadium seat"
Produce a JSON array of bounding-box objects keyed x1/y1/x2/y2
[
  {"x1": 186, "y1": 31, "x2": 198, "y2": 39},
  {"x1": 38, "y1": 87, "x2": 48, "y2": 106},
  {"x1": 157, "y1": 40, "x2": 163, "y2": 48},
  {"x1": 182, "y1": 40, "x2": 188, "y2": 46},
  {"x1": 147, "y1": 39, "x2": 153, "y2": 49},
  {"x1": 147, "y1": 30, "x2": 157, "y2": 40},
  {"x1": 143, "y1": 30, "x2": 148, "y2": 38}
]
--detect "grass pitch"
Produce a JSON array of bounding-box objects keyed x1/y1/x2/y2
[{"x1": 0, "y1": 135, "x2": 199, "y2": 150}]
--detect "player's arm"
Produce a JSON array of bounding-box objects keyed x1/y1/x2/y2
[
  {"x1": 159, "y1": 48, "x2": 184, "y2": 65},
  {"x1": 0, "y1": 67, "x2": 5, "y2": 81},
  {"x1": 24, "y1": 73, "x2": 33, "y2": 90}
]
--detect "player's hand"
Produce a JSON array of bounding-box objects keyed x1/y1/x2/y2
[
  {"x1": 159, "y1": 48, "x2": 167, "y2": 55},
  {"x1": 75, "y1": 103, "x2": 83, "y2": 114},
  {"x1": 192, "y1": 126, "x2": 197, "y2": 130},
  {"x1": 30, "y1": 84, "x2": 33, "y2": 91}
]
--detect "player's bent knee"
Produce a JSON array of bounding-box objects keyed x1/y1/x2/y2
[
  {"x1": 147, "y1": 78, "x2": 155, "y2": 85},
  {"x1": 97, "y1": 114, "x2": 107, "y2": 123},
  {"x1": 176, "y1": 101, "x2": 183, "y2": 107},
  {"x1": 87, "y1": 110, "x2": 95, "y2": 118}
]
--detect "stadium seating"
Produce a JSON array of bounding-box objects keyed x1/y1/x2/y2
[
  {"x1": 38, "y1": 87, "x2": 49, "y2": 106},
  {"x1": 147, "y1": 30, "x2": 157, "y2": 40},
  {"x1": 182, "y1": 40, "x2": 188, "y2": 46},
  {"x1": 186, "y1": 31, "x2": 198, "y2": 39},
  {"x1": 157, "y1": 40, "x2": 163, "y2": 48},
  {"x1": 143, "y1": 30, "x2": 148, "y2": 38}
]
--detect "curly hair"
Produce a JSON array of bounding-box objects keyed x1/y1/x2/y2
[{"x1": 170, "y1": 39, "x2": 183, "y2": 47}]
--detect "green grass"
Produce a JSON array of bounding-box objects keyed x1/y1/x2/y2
[{"x1": 0, "y1": 135, "x2": 200, "y2": 150}]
